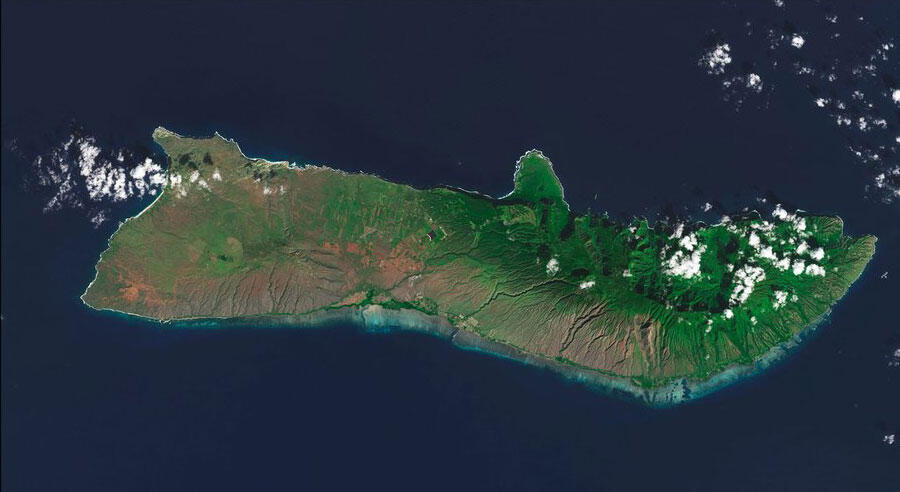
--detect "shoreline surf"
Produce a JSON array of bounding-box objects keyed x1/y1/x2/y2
[{"x1": 82, "y1": 298, "x2": 845, "y2": 409}]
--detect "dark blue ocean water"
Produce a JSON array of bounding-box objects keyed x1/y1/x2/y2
[{"x1": 2, "y1": 1, "x2": 899, "y2": 490}]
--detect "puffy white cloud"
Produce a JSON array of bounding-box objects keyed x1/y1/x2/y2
[
  {"x1": 546, "y1": 257, "x2": 560, "y2": 276},
  {"x1": 774, "y1": 257, "x2": 791, "y2": 271},
  {"x1": 664, "y1": 245, "x2": 707, "y2": 279},
  {"x1": 33, "y1": 134, "x2": 169, "y2": 216},
  {"x1": 729, "y1": 265, "x2": 766, "y2": 305},
  {"x1": 168, "y1": 173, "x2": 187, "y2": 197},
  {"x1": 89, "y1": 210, "x2": 107, "y2": 227},
  {"x1": 772, "y1": 204, "x2": 791, "y2": 221},
  {"x1": 773, "y1": 205, "x2": 807, "y2": 234},
  {"x1": 679, "y1": 233, "x2": 698, "y2": 251},
  {"x1": 810, "y1": 247, "x2": 825, "y2": 261},
  {"x1": 748, "y1": 232, "x2": 760, "y2": 248},
  {"x1": 773, "y1": 290, "x2": 788, "y2": 310},
  {"x1": 700, "y1": 43, "x2": 732, "y2": 75},
  {"x1": 746, "y1": 73, "x2": 763, "y2": 92},
  {"x1": 751, "y1": 221, "x2": 774, "y2": 232},
  {"x1": 130, "y1": 158, "x2": 160, "y2": 180},
  {"x1": 805, "y1": 264, "x2": 826, "y2": 276},
  {"x1": 759, "y1": 246, "x2": 778, "y2": 261}
]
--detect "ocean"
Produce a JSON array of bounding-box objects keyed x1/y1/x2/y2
[{"x1": 2, "y1": 1, "x2": 898, "y2": 490}]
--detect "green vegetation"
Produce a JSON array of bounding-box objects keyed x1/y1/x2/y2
[{"x1": 83, "y1": 128, "x2": 876, "y2": 388}]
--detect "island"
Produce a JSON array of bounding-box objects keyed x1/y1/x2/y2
[{"x1": 82, "y1": 128, "x2": 876, "y2": 406}]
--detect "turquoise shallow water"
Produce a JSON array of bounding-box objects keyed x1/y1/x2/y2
[
  {"x1": 4, "y1": 144, "x2": 898, "y2": 492},
  {"x1": 3, "y1": 1, "x2": 899, "y2": 490}
]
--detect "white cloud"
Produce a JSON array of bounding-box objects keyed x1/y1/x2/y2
[
  {"x1": 664, "y1": 245, "x2": 707, "y2": 279},
  {"x1": 750, "y1": 221, "x2": 774, "y2": 232},
  {"x1": 700, "y1": 43, "x2": 732, "y2": 75},
  {"x1": 169, "y1": 173, "x2": 187, "y2": 197},
  {"x1": 746, "y1": 73, "x2": 763, "y2": 92},
  {"x1": 772, "y1": 204, "x2": 790, "y2": 221},
  {"x1": 749, "y1": 232, "x2": 760, "y2": 248},
  {"x1": 791, "y1": 34, "x2": 805, "y2": 48},
  {"x1": 775, "y1": 256, "x2": 791, "y2": 271},
  {"x1": 729, "y1": 265, "x2": 766, "y2": 305},
  {"x1": 805, "y1": 264, "x2": 826, "y2": 276},
  {"x1": 679, "y1": 233, "x2": 698, "y2": 251},
  {"x1": 89, "y1": 210, "x2": 107, "y2": 227},
  {"x1": 773, "y1": 290, "x2": 788, "y2": 310},
  {"x1": 759, "y1": 246, "x2": 778, "y2": 261},
  {"x1": 546, "y1": 257, "x2": 560, "y2": 276},
  {"x1": 810, "y1": 247, "x2": 825, "y2": 261},
  {"x1": 33, "y1": 134, "x2": 169, "y2": 215}
]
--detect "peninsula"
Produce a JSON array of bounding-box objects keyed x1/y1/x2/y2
[{"x1": 83, "y1": 128, "x2": 876, "y2": 406}]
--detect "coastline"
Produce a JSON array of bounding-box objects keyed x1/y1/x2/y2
[
  {"x1": 83, "y1": 300, "x2": 838, "y2": 409},
  {"x1": 78, "y1": 127, "x2": 877, "y2": 409}
]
